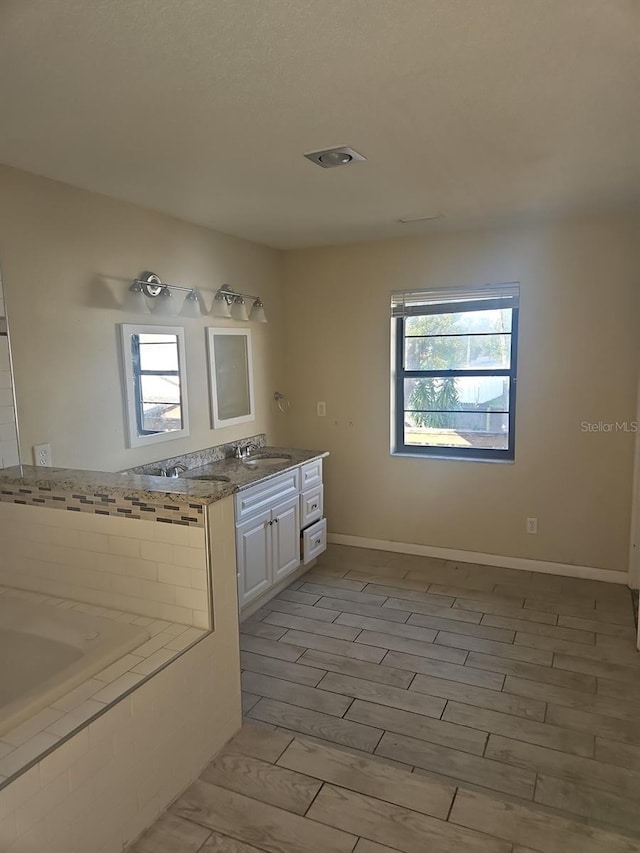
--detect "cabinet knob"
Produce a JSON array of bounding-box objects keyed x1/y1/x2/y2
[
  {"x1": 274, "y1": 518, "x2": 279, "y2": 523},
  {"x1": 311, "y1": 504, "x2": 318, "y2": 509}
]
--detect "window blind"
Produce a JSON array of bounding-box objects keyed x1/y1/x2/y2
[{"x1": 391, "y1": 282, "x2": 520, "y2": 318}]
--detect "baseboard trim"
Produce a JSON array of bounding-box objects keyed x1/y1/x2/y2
[{"x1": 327, "y1": 533, "x2": 629, "y2": 585}]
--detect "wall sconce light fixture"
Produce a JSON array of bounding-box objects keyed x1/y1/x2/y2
[
  {"x1": 124, "y1": 272, "x2": 267, "y2": 322},
  {"x1": 210, "y1": 284, "x2": 268, "y2": 323}
]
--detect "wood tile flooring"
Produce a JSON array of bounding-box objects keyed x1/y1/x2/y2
[{"x1": 131, "y1": 545, "x2": 640, "y2": 852}]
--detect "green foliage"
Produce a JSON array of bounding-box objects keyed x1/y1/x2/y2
[
  {"x1": 404, "y1": 306, "x2": 511, "y2": 430},
  {"x1": 409, "y1": 377, "x2": 459, "y2": 428}
]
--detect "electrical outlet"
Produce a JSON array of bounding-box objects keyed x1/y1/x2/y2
[
  {"x1": 317, "y1": 401, "x2": 326, "y2": 417},
  {"x1": 527, "y1": 517, "x2": 538, "y2": 535},
  {"x1": 34, "y1": 443, "x2": 52, "y2": 467}
]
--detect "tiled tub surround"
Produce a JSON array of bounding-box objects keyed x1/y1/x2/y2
[
  {"x1": 0, "y1": 496, "x2": 241, "y2": 853},
  {"x1": 0, "y1": 585, "x2": 205, "y2": 786},
  {"x1": 0, "y1": 501, "x2": 211, "y2": 627}
]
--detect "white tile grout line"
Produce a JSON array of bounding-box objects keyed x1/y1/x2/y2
[{"x1": 0, "y1": 584, "x2": 206, "y2": 783}]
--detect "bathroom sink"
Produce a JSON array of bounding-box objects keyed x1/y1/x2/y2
[{"x1": 243, "y1": 456, "x2": 291, "y2": 469}]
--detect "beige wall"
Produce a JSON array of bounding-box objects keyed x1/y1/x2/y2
[
  {"x1": 282, "y1": 214, "x2": 640, "y2": 572},
  {"x1": 1, "y1": 163, "x2": 638, "y2": 573},
  {"x1": 0, "y1": 165, "x2": 286, "y2": 472}
]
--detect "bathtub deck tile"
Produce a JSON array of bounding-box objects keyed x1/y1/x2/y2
[
  {"x1": 44, "y1": 700, "x2": 106, "y2": 738},
  {"x1": 1, "y1": 708, "x2": 65, "y2": 748},
  {"x1": 0, "y1": 733, "x2": 60, "y2": 777},
  {"x1": 50, "y1": 679, "x2": 105, "y2": 713},
  {"x1": 91, "y1": 672, "x2": 146, "y2": 704},
  {"x1": 134, "y1": 631, "x2": 178, "y2": 657},
  {"x1": 131, "y1": 648, "x2": 177, "y2": 675},
  {"x1": 94, "y1": 654, "x2": 146, "y2": 683}
]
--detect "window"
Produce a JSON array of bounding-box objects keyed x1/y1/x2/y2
[
  {"x1": 392, "y1": 284, "x2": 519, "y2": 460},
  {"x1": 120, "y1": 324, "x2": 190, "y2": 448}
]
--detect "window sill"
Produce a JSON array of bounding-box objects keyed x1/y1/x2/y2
[{"x1": 391, "y1": 450, "x2": 515, "y2": 464}]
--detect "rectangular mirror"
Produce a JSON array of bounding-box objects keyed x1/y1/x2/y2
[
  {"x1": 207, "y1": 327, "x2": 255, "y2": 429},
  {"x1": 120, "y1": 324, "x2": 190, "y2": 448}
]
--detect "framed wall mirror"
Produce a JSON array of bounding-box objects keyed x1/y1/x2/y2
[
  {"x1": 120, "y1": 324, "x2": 190, "y2": 448},
  {"x1": 207, "y1": 327, "x2": 255, "y2": 429}
]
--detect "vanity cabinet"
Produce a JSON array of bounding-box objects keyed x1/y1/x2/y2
[{"x1": 235, "y1": 458, "x2": 326, "y2": 609}]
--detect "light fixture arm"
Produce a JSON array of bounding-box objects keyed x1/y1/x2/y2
[
  {"x1": 127, "y1": 271, "x2": 267, "y2": 321},
  {"x1": 131, "y1": 273, "x2": 261, "y2": 303},
  {"x1": 214, "y1": 283, "x2": 263, "y2": 305},
  {"x1": 133, "y1": 271, "x2": 194, "y2": 298}
]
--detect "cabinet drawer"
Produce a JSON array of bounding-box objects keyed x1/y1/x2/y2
[
  {"x1": 302, "y1": 518, "x2": 327, "y2": 564},
  {"x1": 300, "y1": 458, "x2": 323, "y2": 490},
  {"x1": 235, "y1": 468, "x2": 300, "y2": 523},
  {"x1": 300, "y1": 484, "x2": 323, "y2": 529}
]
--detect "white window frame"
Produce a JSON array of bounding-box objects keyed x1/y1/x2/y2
[{"x1": 120, "y1": 323, "x2": 190, "y2": 449}]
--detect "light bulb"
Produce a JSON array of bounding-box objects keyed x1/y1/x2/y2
[
  {"x1": 151, "y1": 286, "x2": 176, "y2": 316},
  {"x1": 211, "y1": 291, "x2": 232, "y2": 318},
  {"x1": 123, "y1": 281, "x2": 150, "y2": 313},
  {"x1": 231, "y1": 296, "x2": 249, "y2": 321},
  {"x1": 249, "y1": 298, "x2": 267, "y2": 323},
  {"x1": 180, "y1": 290, "x2": 201, "y2": 318}
]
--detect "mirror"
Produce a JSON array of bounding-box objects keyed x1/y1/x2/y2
[
  {"x1": 207, "y1": 327, "x2": 255, "y2": 429},
  {"x1": 120, "y1": 324, "x2": 190, "y2": 448},
  {"x1": 0, "y1": 269, "x2": 19, "y2": 469}
]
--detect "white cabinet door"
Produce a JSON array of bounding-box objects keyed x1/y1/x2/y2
[
  {"x1": 271, "y1": 495, "x2": 301, "y2": 583},
  {"x1": 236, "y1": 509, "x2": 272, "y2": 607}
]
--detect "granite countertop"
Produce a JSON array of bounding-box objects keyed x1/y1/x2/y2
[
  {"x1": 178, "y1": 447, "x2": 329, "y2": 491},
  {"x1": 0, "y1": 447, "x2": 327, "y2": 507}
]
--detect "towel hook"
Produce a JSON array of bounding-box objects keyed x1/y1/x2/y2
[{"x1": 274, "y1": 391, "x2": 291, "y2": 413}]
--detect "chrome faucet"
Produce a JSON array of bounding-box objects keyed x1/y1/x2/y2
[{"x1": 165, "y1": 463, "x2": 189, "y2": 478}]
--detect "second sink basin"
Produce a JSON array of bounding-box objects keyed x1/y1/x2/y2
[{"x1": 243, "y1": 456, "x2": 291, "y2": 469}]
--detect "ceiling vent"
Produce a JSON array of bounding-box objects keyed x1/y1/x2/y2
[{"x1": 304, "y1": 146, "x2": 366, "y2": 168}]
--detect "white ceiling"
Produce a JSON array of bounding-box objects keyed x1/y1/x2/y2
[{"x1": 0, "y1": 0, "x2": 639, "y2": 248}]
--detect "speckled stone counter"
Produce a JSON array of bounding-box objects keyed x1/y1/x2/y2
[
  {"x1": 0, "y1": 443, "x2": 327, "y2": 527},
  {"x1": 179, "y1": 446, "x2": 329, "y2": 491}
]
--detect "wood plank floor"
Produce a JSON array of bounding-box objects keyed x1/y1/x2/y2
[{"x1": 130, "y1": 545, "x2": 640, "y2": 852}]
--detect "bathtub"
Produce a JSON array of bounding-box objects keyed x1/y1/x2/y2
[{"x1": 0, "y1": 596, "x2": 150, "y2": 738}]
